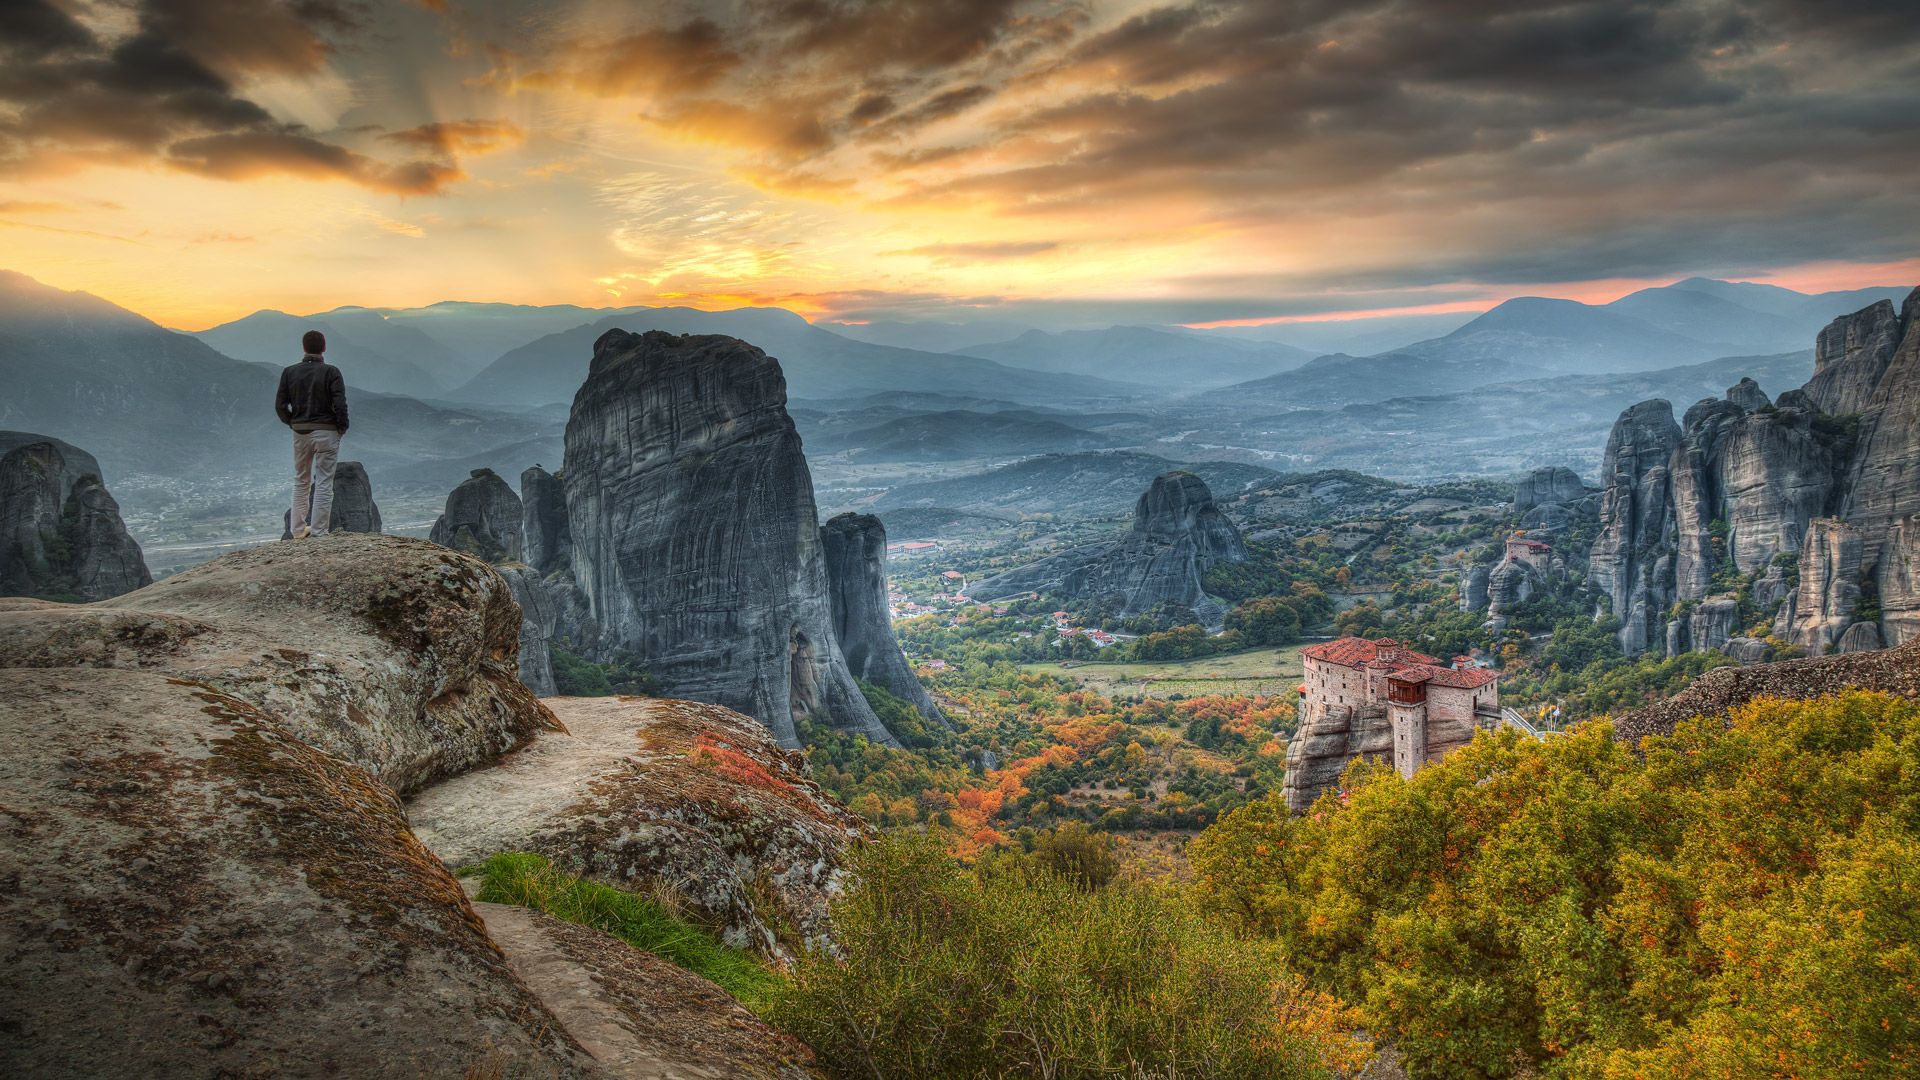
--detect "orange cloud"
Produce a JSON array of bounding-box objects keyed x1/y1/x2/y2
[
  {"x1": 166, "y1": 133, "x2": 463, "y2": 195},
  {"x1": 382, "y1": 119, "x2": 526, "y2": 156}
]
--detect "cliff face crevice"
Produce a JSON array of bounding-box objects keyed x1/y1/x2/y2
[
  {"x1": 1589, "y1": 287, "x2": 1920, "y2": 656},
  {"x1": 971, "y1": 471, "x2": 1249, "y2": 629}
]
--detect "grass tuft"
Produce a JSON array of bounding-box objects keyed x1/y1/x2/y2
[{"x1": 471, "y1": 852, "x2": 777, "y2": 1004}]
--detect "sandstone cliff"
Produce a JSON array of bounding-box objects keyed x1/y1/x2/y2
[
  {"x1": 971, "y1": 471, "x2": 1249, "y2": 629},
  {"x1": 562, "y1": 330, "x2": 897, "y2": 748},
  {"x1": 0, "y1": 432, "x2": 149, "y2": 601},
  {"x1": 820, "y1": 513, "x2": 945, "y2": 728},
  {"x1": 281, "y1": 459, "x2": 382, "y2": 538},
  {"x1": 0, "y1": 534, "x2": 849, "y2": 1077},
  {"x1": 1589, "y1": 288, "x2": 1920, "y2": 657}
]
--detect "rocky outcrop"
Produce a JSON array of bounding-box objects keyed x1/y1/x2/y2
[
  {"x1": 0, "y1": 533, "x2": 556, "y2": 795},
  {"x1": 1589, "y1": 399, "x2": 1683, "y2": 654},
  {"x1": 0, "y1": 667, "x2": 599, "y2": 1079},
  {"x1": 820, "y1": 513, "x2": 944, "y2": 727},
  {"x1": 409, "y1": 695, "x2": 868, "y2": 963},
  {"x1": 1461, "y1": 564, "x2": 1491, "y2": 612},
  {"x1": 1611, "y1": 638, "x2": 1920, "y2": 744},
  {"x1": 521, "y1": 464, "x2": 571, "y2": 575},
  {"x1": 971, "y1": 471, "x2": 1249, "y2": 629},
  {"x1": 1, "y1": 534, "x2": 854, "y2": 1076},
  {"x1": 499, "y1": 565, "x2": 560, "y2": 696},
  {"x1": 0, "y1": 432, "x2": 149, "y2": 602},
  {"x1": 1483, "y1": 558, "x2": 1537, "y2": 630},
  {"x1": 562, "y1": 330, "x2": 895, "y2": 747},
  {"x1": 1282, "y1": 705, "x2": 1392, "y2": 814},
  {"x1": 1591, "y1": 288, "x2": 1920, "y2": 656},
  {"x1": 430, "y1": 467, "x2": 524, "y2": 563},
  {"x1": 281, "y1": 460, "x2": 382, "y2": 538},
  {"x1": 1513, "y1": 466, "x2": 1586, "y2": 515}
]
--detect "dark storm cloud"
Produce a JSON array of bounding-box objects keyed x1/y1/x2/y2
[{"x1": 0, "y1": 0, "x2": 459, "y2": 193}]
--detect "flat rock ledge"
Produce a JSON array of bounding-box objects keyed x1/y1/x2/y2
[{"x1": 410, "y1": 695, "x2": 869, "y2": 963}]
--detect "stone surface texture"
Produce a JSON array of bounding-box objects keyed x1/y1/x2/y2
[
  {"x1": 0, "y1": 432, "x2": 149, "y2": 601},
  {"x1": 820, "y1": 512, "x2": 944, "y2": 726},
  {"x1": 409, "y1": 695, "x2": 869, "y2": 963},
  {"x1": 0, "y1": 667, "x2": 599, "y2": 1079},
  {"x1": 1612, "y1": 638, "x2": 1920, "y2": 744},
  {"x1": 561, "y1": 330, "x2": 895, "y2": 747},
  {"x1": 0, "y1": 533, "x2": 557, "y2": 795}
]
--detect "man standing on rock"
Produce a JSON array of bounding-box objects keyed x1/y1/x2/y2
[{"x1": 275, "y1": 329, "x2": 349, "y2": 539}]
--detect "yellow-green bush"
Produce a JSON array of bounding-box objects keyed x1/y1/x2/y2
[
  {"x1": 764, "y1": 831, "x2": 1368, "y2": 1079},
  {"x1": 1193, "y1": 692, "x2": 1920, "y2": 1078}
]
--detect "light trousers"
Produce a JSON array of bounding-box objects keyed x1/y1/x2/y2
[{"x1": 291, "y1": 428, "x2": 341, "y2": 535}]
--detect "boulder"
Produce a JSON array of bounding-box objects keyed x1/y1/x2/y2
[
  {"x1": 820, "y1": 513, "x2": 944, "y2": 727},
  {"x1": 0, "y1": 667, "x2": 596, "y2": 1078},
  {"x1": 561, "y1": 330, "x2": 895, "y2": 747},
  {"x1": 281, "y1": 460, "x2": 381, "y2": 539},
  {"x1": 1513, "y1": 465, "x2": 1585, "y2": 514},
  {"x1": 0, "y1": 533, "x2": 557, "y2": 795},
  {"x1": 499, "y1": 565, "x2": 559, "y2": 697},
  {"x1": 1726, "y1": 376, "x2": 1771, "y2": 412},
  {"x1": 1836, "y1": 620, "x2": 1886, "y2": 654},
  {"x1": 409, "y1": 695, "x2": 869, "y2": 963},
  {"x1": 0, "y1": 432, "x2": 149, "y2": 601},
  {"x1": 429, "y1": 467, "x2": 524, "y2": 563},
  {"x1": 971, "y1": 471, "x2": 1249, "y2": 629},
  {"x1": 1723, "y1": 636, "x2": 1771, "y2": 664},
  {"x1": 1686, "y1": 595, "x2": 1741, "y2": 655}
]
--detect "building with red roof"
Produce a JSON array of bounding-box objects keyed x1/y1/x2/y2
[{"x1": 1286, "y1": 635, "x2": 1501, "y2": 812}]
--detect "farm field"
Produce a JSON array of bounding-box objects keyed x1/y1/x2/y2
[{"x1": 1021, "y1": 645, "x2": 1306, "y2": 699}]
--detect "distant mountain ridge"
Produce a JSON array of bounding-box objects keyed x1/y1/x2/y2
[
  {"x1": 957, "y1": 325, "x2": 1314, "y2": 389},
  {"x1": 454, "y1": 308, "x2": 1141, "y2": 406}
]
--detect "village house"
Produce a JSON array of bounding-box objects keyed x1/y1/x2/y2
[{"x1": 1288, "y1": 637, "x2": 1500, "y2": 805}]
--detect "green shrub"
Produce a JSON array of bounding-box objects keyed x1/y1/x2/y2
[
  {"x1": 471, "y1": 852, "x2": 775, "y2": 1004},
  {"x1": 550, "y1": 647, "x2": 656, "y2": 697},
  {"x1": 763, "y1": 832, "x2": 1362, "y2": 1079}
]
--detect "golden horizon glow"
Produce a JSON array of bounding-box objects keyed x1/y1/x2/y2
[{"x1": 2, "y1": 1, "x2": 1915, "y2": 331}]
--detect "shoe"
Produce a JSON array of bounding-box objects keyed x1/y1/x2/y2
[{"x1": 292, "y1": 526, "x2": 312, "y2": 540}]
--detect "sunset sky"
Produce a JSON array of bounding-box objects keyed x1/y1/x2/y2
[{"x1": 2, "y1": 0, "x2": 1916, "y2": 329}]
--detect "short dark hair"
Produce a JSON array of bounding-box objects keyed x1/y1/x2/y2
[{"x1": 302, "y1": 329, "x2": 326, "y2": 354}]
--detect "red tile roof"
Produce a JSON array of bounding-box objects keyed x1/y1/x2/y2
[
  {"x1": 1387, "y1": 663, "x2": 1499, "y2": 689},
  {"x1": 1301, "y1": 636, "x2": 1440, "y2": 669}
]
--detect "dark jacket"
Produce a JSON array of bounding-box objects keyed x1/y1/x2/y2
[{"x1": 276, "y1": 354, "x2": 349, "y2": 433}]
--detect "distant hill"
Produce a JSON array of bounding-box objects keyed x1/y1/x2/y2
[
  {"x1": 873, "y1": 451, "x2": 1277, "y2": 519},
  {"x1": 1665, "y1": 277, "x2": 1912, "y2": 326},
  {"x1": 452, "y1": 308, "x2": 1141, "y2": 406},
  {"x1": 807, "y1": 409, "x2": 1127, "y2": 462},
  {"x1": 193, "y1": 307, "x2": 475, "y2": 397},
  {"x1": 1603, "y1": 287, "x2": 1807, "y2": 354},
  {"x1": 1394, "y1": 295, "x2": 1727, "y2": 373},
  {"x1": 377, "y1": 301, "x2": 641, "y2": 371},
  {"x1": 959, "y1": 325, "x2": 1313, "y2": 388},
  {"x1": 1194, "y1": 311, "x2": 1477, "y2": 357},
  {"x1": 818, "y1": 318, "x2": 1034, "y2": 355},
  {"x1": 0, "y1": 271, "x2": 553, "y2": 493},
  {"x1": 1207, "y1": 349, "x2": 1542, "y2": 407}
]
